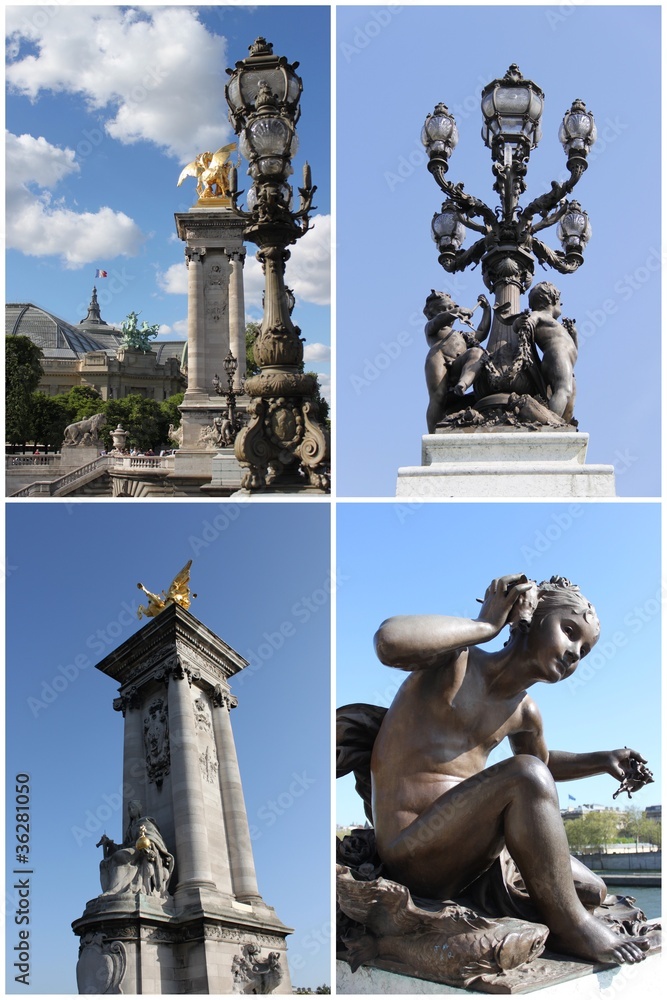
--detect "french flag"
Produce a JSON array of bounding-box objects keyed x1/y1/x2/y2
[{"x1": 95, "y1": 269, "x2": 108, "y2": 278}]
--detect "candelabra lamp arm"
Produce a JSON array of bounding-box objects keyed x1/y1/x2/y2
[
  {"x1": 293, "y1": 182, "x2": 317, "y2": 227},
  {"x1": 428, "y1": 160, "x2": 498, "y2": 232},
  {"x1": 532, "y1": 237, "x2": 582, "y2": 275},
  {"x1": 460, "y1": 216, "x2": 490, "y2": 236},
  {"x1": 438, "y1": 236, "x2": 487, "y2": 274},
  {"x1": 529, "y1": 200, "x2": 568, "y2": 235},
  {"x1": 518, "y1": 162, "x2": 585, "y2": 229}
]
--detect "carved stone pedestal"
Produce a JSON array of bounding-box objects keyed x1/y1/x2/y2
[
  {"x1": 72, "y1": 604, "x2": 292, "y2": 994},
  {"x1": 396, "y1": 431, "x2": 616, "y2": 498},
  {"x1": 175, "y1": 208, "x2": 248, "y2": 453}
]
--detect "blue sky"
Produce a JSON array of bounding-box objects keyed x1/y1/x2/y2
[
  {"x1": 336, "y1": 502, "x2": 661, "y2": 826},
  {"x1": 5, "y1": 3, "x2": 331, "y2": 398},
  {"x1": 5, "y1": 502, "x2": 331, "y2": 992},
  {"x1": 336, "y1": 5, "x2": 660, "y2": 496}
]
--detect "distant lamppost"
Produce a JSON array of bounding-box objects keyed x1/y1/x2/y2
[
  {"x1": 225, "y1": 37, "x2": 329, "y2": 491},
  {"x1": 212, "y1": 351, "x2": 245, "y2": 446},
  {"x1": 422, "y1": 64, "x2": 595, "y2": 373}
]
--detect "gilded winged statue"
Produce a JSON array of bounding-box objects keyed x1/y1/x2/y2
[
  {"x1": 137, "y1": 561, "x2": 197, "y2": 619},
  {"x1": 177, "y1": 143, "x2": 236, "y2": 200}
]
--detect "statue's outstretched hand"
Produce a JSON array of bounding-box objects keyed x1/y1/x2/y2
[
  {"x1": 606, "y1": 748, "x2": 654, "y2": 798},
  {"x1": 476, "y1": 574, "x2": 535, "y2": 634}
]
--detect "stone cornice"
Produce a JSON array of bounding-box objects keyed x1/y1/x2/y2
[{"x1": 95, "y1": 604, "x2": 249, "y2": 691}]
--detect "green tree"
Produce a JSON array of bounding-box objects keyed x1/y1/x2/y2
[
  {"x1": 620, "y1": 806, "x2": 644, "y2": 849},
  {"x1": 245, "y1": 321, "x2": 261, "y2": 377},
  {"x1": 102, "y1": 395, "x2": 169, "y2": 452},
  {"x1": 159, "y1": 392, "x2": 184, "y2": 432},
  {"x1": 58, "y1": 385, "x2": 103, "y2": 423},
  {"x1": 30, "y1": 392, "x2": 70, "y2": 451},
  {"x1": 582, "y1": 811, "x2": 619, "y2": 851},
  {"x1": 642, "y1": 819, "x2": 661, "y2": 849},
  {"x1": 6, "y1": 336, "x2": 44, "y2": 447},
  {"x1": 564, "y1": 818, "x2": 589, "y2": 853}
]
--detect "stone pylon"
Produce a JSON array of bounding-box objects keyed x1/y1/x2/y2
[
  {"x1": 72, "y1": 603, "x2": 292, "y2": 994},
  {"x1": 174, "y1": 207, "x2": 248, "y2": 454}
]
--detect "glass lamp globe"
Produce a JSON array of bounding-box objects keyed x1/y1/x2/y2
[
  {"x1": 431, "y1": 202, "x2": 466, "y2": 251},
  {"x1": 481, "y1": 65, "x2": 544, "y2": 157},
  {"x1": 421, "y1": 104, "x2": 459, "y2": 160}
]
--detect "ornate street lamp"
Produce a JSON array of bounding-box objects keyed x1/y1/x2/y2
[
  {"x1": 224, "y1": 38, "x2": 329, "y2": 491},
  {"x1": 212, "y1": 351, "x2": 245, "y2": 447},
  {"x1": 421, "y1": 65, "x2": 596, "y2": 422}
]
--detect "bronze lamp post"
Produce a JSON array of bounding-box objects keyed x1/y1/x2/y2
[
  {"x1": 224, "y1": 38, "x2": 329, "y2": 492},
  {"x1": 423, "y1": 65, "x2": 596, "y2": 371}
]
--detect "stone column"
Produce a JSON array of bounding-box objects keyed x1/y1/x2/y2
[
  {"x1": 185, "y1": 246, "x2": 207, "y2": 398},
  {"x1": 113, "y1": 689, "x2": 146, "y2": 816},
  {"x1": 227, "y1": 249, "x2": 247, "y2": 389},
  {"x1": 166, "y1": 667, "x2": 215, "y2": 892},
  {"x1": 120, "y1": 699, "x2": 147, "y2": 814},
  {"x1": 212, "y1": 693, "x2": 261, "y2": 901}
]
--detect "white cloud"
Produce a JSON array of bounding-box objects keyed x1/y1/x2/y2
[
  {"x1": 157, "y1": 320, "x2": 188, "y2": 339},
  {"x1": 304, "y1": 343, "x2": 331, "y2": 363},
  {"x1": 315, "y1": 372, "x2": 331, "y2": 404},
  {"x1": 6, "y1": 6, "x2": 233, "y2": 161},
  {"x1": 5, "y1": 131, "x2": 144, "y2": 268},
  {"x1": 243, "y1": 214, "x2": 331, "y2": 308},
  {"x1": 157, "y1": 261, "x2": 188, "y2": 295}
]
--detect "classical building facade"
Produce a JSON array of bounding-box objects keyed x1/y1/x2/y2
[{"x1": 6, "y1": 289, "x2": 186, "y2": 400}]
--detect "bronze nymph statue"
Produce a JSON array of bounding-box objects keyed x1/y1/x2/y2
[{"x1": 337, "y1": 574, "x2": 659, "y2": 991}]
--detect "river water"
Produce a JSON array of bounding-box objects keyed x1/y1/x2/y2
[{"x1": 606, "y1": 884, "x2": 661, "y2": 920}]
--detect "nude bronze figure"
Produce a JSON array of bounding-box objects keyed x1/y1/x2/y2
[{"x1": 337, "y1": 574, "x2": 658, "y2": 988}]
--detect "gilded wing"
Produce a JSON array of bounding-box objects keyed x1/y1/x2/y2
[
  {"x1": 165, "y1": 559, "x2": 193, "y2": 608},
  {"x1": 177, "y1": 160, "x2": 200, "y2": 187},
  {"x1": 208, "y1": 143, "x2": 237, "y2": 169}
]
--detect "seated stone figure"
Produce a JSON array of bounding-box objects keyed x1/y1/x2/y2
[
  {"x1": 337, "y1": 575, "x2": 658, "y2": 988},
  {"x1": 97, "y1": 800, "x2": 174, "y2": 899}
]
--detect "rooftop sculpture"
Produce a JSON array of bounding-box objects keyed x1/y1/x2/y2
[
  {"x1": 120, "y1": 311, "x2": 159, "y2": 353},
  {"x1": 337, "y1": 574, "x2": 660, "y2": 991}
]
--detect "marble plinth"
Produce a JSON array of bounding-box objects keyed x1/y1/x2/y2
[{"x1": 396, "y1": 431, "x2": 616, "y2": 498}]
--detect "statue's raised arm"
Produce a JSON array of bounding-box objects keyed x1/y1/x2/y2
[{"x1": 374, "y1": 573, "x2": 535, "y2": 670}]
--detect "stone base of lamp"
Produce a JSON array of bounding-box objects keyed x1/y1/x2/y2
[
  {"x1": 396, "y1": 431, "x2": 615, "y2": 498},
  {"x1": 234, "y1": 393, "x2": 330, "y2": 493}
]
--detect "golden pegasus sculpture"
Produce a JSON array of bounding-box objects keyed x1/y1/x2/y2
[
  {"x1": 137, "y1": 561, "x2": 197, "y2": 619},
  {"x1": 177, "y1": 143, "x2": 236, "y2": 202}
]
